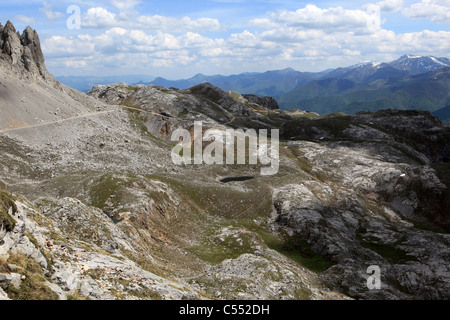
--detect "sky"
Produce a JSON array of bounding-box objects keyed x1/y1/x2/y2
[{"x1": 1, "y1": 0, "x2": 449, "y2": 79}]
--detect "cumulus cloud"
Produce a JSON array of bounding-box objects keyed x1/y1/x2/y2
[
  {"x1": 42, "y1": 23, "x2": 450, "y2": 73},
  {"x1": 110, "y1": 0, "x2": 141, "y2": 11},
  {"x1": 15, "y1": 15, "x2": 36, "y2": 24},
  {"x1": 252, "y1": 4, "x2": 382, "y2": 33},
  {"x1": 82, "y1": 7, "x2": 118, "y2": 28},
  {"x1": 39, "y1": 1, "x2": 64, "y2": 20},
  {"x1": 43, "y1": 34, "x2": 96, "y2": 58},
  {"x1": 134, "y1": 15, "x2": 222, "y2": 33},
  {"x1": 403, "y1": 0, "x2": 450, "y2": 23},
  {"x1": 41, "y1": 2, "x2": 450, "y2": 76},
  {"x1": 79, "y1": 6, "x2": 222, "y2": 33},
  {"x1": 376, "y1": 0, "x2": 404, "y2": 12}
]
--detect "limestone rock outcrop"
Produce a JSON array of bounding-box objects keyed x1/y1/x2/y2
[{"x1": 0, "y1": 21, "x2": 54, "y2": 82}]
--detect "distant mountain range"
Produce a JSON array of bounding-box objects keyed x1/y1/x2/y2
[
  {"x1": 275, "y1": 55, "x2": 450, "y2": 122},
  {"x1": 276, "y1": 66, "x2": 450, "y2": 112},
  {"x1": 149, "y1": 68, "x2": 328, "y2": 97},
  {"x1": 148, "y1": 55, "x2": 450, "y2": 123},
  {"x1": 56, "y1": 75, "x2": 156, "y2": 93},
  {"x1": 56, "y1": 55, "x2": 450, "y2": 123},
  {"x1": 146, "y1": 55, "x2": 449, "y2": 93}
]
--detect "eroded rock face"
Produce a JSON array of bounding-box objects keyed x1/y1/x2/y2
[
  {"x1": 243, "y1": 95, "x2": 280, "y2": 110},
  {"x1": 88, "y1": 82, "x2": 284, "y2": 141},
  {"x1": 0, "y1": 21, "x2": 54, "y2": 82},
  {"x1": 272, "y1": 138, "x2": 450, "y2": 299},
  {"x1": 0, "y1": 196, "x2": 206, "y2": 300}
]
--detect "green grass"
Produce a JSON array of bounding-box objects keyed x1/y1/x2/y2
[
  {"x1": 356, "y1": 230, "x2": 418, "y2": 264},
  {"x1": 5, "y1": 254, "x2": 58, "y2": 300},
  {"x1": 88, "y1": 174, "x2": 123, "y2": 209},
  {"x1": 0, "y1": 190, "x2": 17, "y2": 232},
  {"x1": 24, "y1": 231, "x2": 54, "y2": 269},
  {"x1": 281, "y1": 115, "x2": 353, "y2": 141},
  {"x1": 293, "y1": 113, "x2": 322, "y2": 119},
  {"x1": 360, "y1": 241, "x2": 418, "y2": 264},
  {"x1": 189, "y1": 232, "x2": 256, "y2": 265},
  {"x1": 121, "y1": 97, "x2": 140, "y2": 108},
  {"x1": 267, "y1": 235, "x2": 334, "y2": 273},
  {"x1": 178, "y1": 108, "x2": 189, "y2": 117},
  {"x1": 126, "y1": 86, "x2": 140, "y2": 92},
  {"x1": 67, "y1": 290, "x2": 89, "y2": 300},
  {"x1": 151, "y1": 174, "x2": 273, "y2": 219},
  {"x1": 242, "y1": 221, "x2": 334, "y2": 273},
  {"x1": 125, "y1": 108, "x2": 174, "y2": 146}
]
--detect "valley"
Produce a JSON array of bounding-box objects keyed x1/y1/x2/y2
[{"x1": 1, "y1": 21, "x2": 449, "y2": 301}]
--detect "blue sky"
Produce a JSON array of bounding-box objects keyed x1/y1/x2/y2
[{"x1": 1, "y1": 0, "x2": 449, "y2": 79}]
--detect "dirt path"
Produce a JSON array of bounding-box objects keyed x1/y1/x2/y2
[
  {"x1": 0, "y1": 109, "x2": 119, "y2": 133},
  {"x1": 0, "y1": 104, "x2": 177, "y2": 134}
]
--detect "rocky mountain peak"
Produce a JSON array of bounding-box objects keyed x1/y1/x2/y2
[
  {"x1": 390, "y1": 54, "x2": 450, "y2": 74},
  {"x1": 0, "y1": 20, "x2": 54, "y2": 83}
]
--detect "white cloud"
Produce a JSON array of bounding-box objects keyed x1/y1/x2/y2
[
  {"x1": 15, "y1": 15, "x2": 36, "y2": 24},
  {"x1": 376, "y1": 0, "x2": 404, "y2": 12},
  {"x1": 134, "y1": 15, "x2": 222, "y2": 33},
  {"x1": 42, "y1": 3, "x2": 450, "y2": 77},
  {"x1": 403, "y1": 0, "x2": 450, "y2": 23},
  {"x1": 110, "y1": 0, "x2": 141, "y2": 11},
  {"x1": 42, "y1": 35, "x2": 96, "y2": 58},
  {"x1": 39, "y1": 1, "x2": 64, "y2": 20},
  {"x1": 82, "y1": 7, "x2": 118, "y2": 28},
  {"x1": 79, "y1": 6, "x2": 222, "y2": 33},
  {"x1": 42, "y1": 23, "x2": 450, "y2": 74},
  {"x1": 262, "y1": 4, "x2": 381, "y2": 33}
]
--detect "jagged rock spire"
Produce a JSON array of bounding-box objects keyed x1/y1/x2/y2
[
  {"x1": 1, "y1": 20, "x2": 22, "y2": 65},
  {"x1": 0, "y1": 20, "x2": 54, "y2": 82}
]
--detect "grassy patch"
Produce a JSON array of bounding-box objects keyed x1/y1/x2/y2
[
  {"x1": 280, "y1": 115, "x2": 354, "y2": 141},
  {"x1": 121, "y1": 249, "x2": 170, "y2": 279},
  {"x1": 67, "y1": 290, "x2": 89, "y2": 300},
  {"x1": 88, "y1": 174, "x2": 123, "y2": 209},
  {"x1": 0, "y1": 259, "x2": 11, "y2": 273},
  {"x1": 293, "y1": 287, "x2": 313, "y2": 300},
  {"x1": 189, "y1": 232, "x2": 256, "y2": 265},
  {"x1": 131, "y1": 286, "x2": 162, "y2": 300},
  {"x1": 286, "y1": 146, "x2": 313, "y2": 174},
  {"x1": 293, "y1": 113, "x2": 322, "y2": 119},
  {"x1": 178, "y1": 108, "x2": 189, "y2": 117},
  {"x1": 360, "y1": 241, "x2": 418, "y2": 264},
  {"x1": 5, "y1": 254, "x2": 58, "y2": 300},
  {"x1": 0, "y1": 190, "x2": 17, "y2": 232},
  {"x1": 24, "y1": 231, "x2": 54, "y2": 269},
  {"x1": 356, "y1": 231, "x2": 418, "y2": 264},
  {"x1": 271, "y1": 236, "x2": 334, "y2": 273},
  {"x1": 152, "y1": 174, "x2": 273, "y2": 219},
  {"x1": 242, "y1": 221, "x2": 334, "y2": 273},
  {"x1": 126, "y1": 108, "x2": 149, "y2": 135},
  {"x1": 126, "y1": 86, "x2": 140, "y2": 92},
  {"x1": 125, "y1": 108, "x2": 174, "y2": 146},
  {"x1": 121, "y1": 97, "x2": 140, "y2": 108}
]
